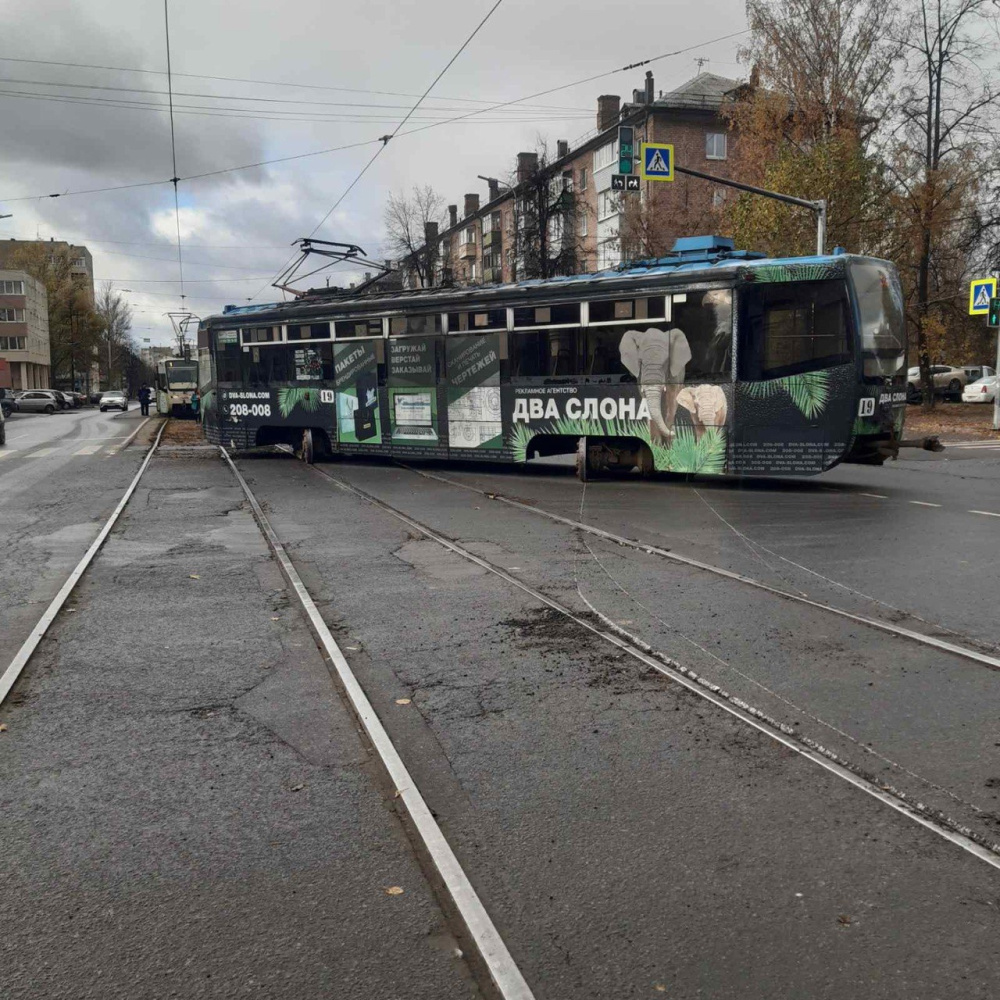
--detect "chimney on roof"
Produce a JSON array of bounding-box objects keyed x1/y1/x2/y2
[
  {"x1": 556, "y1": 139, "x2": 569, "y2": 159},
  {"x1": 384, "y1": 259, "x2": 392, "y2": 270},
  {"x1": 424, "y1": 221, "x2": 439, "y2": 246},
  {"x1": 448, "y1": 204, "x2": 458, "y2": 228},
  {"x1": 464, "y1": 193, "x2": 480, "y2": 217},
  {"x1": 516, "y1": 151, "x2": 539, "y2": 183},
  {"x1": 645, "y1": 70, "x2": 654, "y2": 105},
  {"x1": 487, "y1": 178, "x2": 500, "y2": 201},
  {"x1": 632, "y1": 88, "x2": 644, "y2": 104},
  {"x1": 596, "y1": 94, "x2": 620, "y2": 132}
]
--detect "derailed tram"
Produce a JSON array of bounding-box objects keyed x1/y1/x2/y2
[{"x1": 196, "y1": 236, "x2": 907, "y2": 478}]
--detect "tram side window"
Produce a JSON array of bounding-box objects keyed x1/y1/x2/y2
[
  {"x1": 288, "y1": 323, "x2": 332, "y2": 341},
  {"x1": 239, "y1": 345, "x2": 292, "y2": 385},
  {"x1": 739, "y1": 280, "x2": 851, "y2": 380},
  {"x1": 672, "y1": 289, "x2": 733, "y2": 380},
  {"x1": 508, "y1": 329, "x2": 584, "y2": 378},
  {"x1": 292, "y1": 344, "x2": 334, "y2": 380},
  {"x1": 215, "y1": 336, "x2": 242, "y2": 382}
]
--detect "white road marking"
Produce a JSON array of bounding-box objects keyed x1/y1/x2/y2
[
  {"x1": 74, "y1": 445, "x2": 102, "y2": 456},
  {"x1": 0, "y1": 421, "x2": 168, "y2": 708},
  {"x1": 310, "y1": 463, "x2": 1000, "y2": 873},
  {"x1": 25, "y1": 447, "x2": 56, "y2": 458},
  {"x1": 969, "y1": 510, "x2": 1000, "y2": 518},
  {"x1": 222, "y1": 448, "x2": 536, "y2": 1000},
  {"x1": 909, "y1": 500, "x2": 942, "y2": 507},
  {"x1": 859, "y1": 492, "x2": 888, "y2": 499}
]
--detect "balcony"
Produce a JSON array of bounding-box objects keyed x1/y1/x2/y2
[
  {"x1": 482, "y1": 230, "x2": 501, "y2": 249},
  {"x1": 458, "y1": 241, "x2": 477, "y2": 260}
]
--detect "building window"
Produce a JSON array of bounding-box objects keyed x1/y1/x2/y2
[
  {"x1": 72, "y1": 257, "x2": 86, "y2": 267},
  {"x1": 579, "y1": 167, "x2": 588, "y2": 191},
  {"x1": 0, "y1": 280, "x2": 24, "y2": 294},
  {"x1": 580, "y1": 211, "x2": 588, "y2": 237},
  {"x1": 0, "y1": 336, "x2": 26, "y2": 350},
  {"x1": 598, "y1": 190, "x2": 620, "y2": 222},
  {"x1": 594, "y1": 139, "x2": 619, "y2": 172},
  {"x1": 470, "y1": 262, "x2": 478, "y2": 282},
  {"x1": 706, "y1": 133, "x2": 728, "y2": 160},
  {"x1": 460, "y1": 226, "x2": 477, "y2": 246},
  {"x1": 712, "y1": 189, "x2": 726, "y2": 208},
  {"x1": 0, "y1": 308, "x2": 25, "y2": 322}
]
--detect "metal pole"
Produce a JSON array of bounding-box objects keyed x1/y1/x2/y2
[
  {"x1": 993, "y1": 269, "x2": 1000, "y2": 432},
  {"x1": 673, "y1": 165, "x2": 828, "y2": 255},
  {"x1": 816, "y1": 199, "x2": 827, "y2": 257}
]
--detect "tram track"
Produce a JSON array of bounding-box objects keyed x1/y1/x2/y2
[
  {"x1": 252, "y1": 456, "x2": 1000, "y2": 873},
  {"x1": 391, "y1": 462, "x2": 1000, "y2": 671},
  {"x1": 0, "y1": 418, "x2": 168, "y2": 708}
]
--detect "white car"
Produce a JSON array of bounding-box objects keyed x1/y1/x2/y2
[
  {"x1": 962, "y1": 376, "x2": 998, "y2": 403},
  {"x1": 99, "y1": 391, "x2": 129, "y2": 412}
]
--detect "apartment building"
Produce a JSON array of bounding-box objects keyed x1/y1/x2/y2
[
  {"x1": 399, "y1": 71, "x2": 740, "y2": 289},
  {"x1": 0, "y1": 270, "x2": 51, "y2": 389},
  {"x1": 0, "y1": 238, "x2": 95, "y2": 304}
]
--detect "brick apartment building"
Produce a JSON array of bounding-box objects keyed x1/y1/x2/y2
[
  {"x1": 0, "y1": 270, "x2": 51, "y2": 389},
  {"x1": 399, "y1": 72, "x2": 741, "y2": 289}
]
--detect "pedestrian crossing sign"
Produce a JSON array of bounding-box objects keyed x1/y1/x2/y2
[
  {"x1": 640, "y1": 142, "x2": 674, "y2": 182},
  {"x1": 969, "y1": 277, "x2": 997, "y2": 315}
]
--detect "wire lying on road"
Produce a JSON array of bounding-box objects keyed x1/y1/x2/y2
[
  {"x1": 302, "y1": 461, "x2": 1000, "y2": 872},
  {"x1": 393, "y1": 463, "x2": 1000, "y2": 673}
]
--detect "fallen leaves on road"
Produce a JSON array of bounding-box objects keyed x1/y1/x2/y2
[
  {"x1": 0, "y1": 723, "x2": 8, "y2": 733},
  {"x1": 838, "y1": 914, "x2": 852, "y2": 926},
  {"x1": 271, "y1": 616, "x2": 281, "y2": 621},
  {"x1": 189, "y1": 574, "x2": 200, "y2": 580},
  {"x1": 395, "y1": 698, "x2": 412, "y2": 705},
  {"x1": 385, "y1": 886, "x2": 404, "y2": 896},
  {"x1": 290, "y1": 783, "x2": 304, "y2": 792}
]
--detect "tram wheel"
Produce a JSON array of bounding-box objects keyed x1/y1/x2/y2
[
  {"x1": 300, "y1": 428, "x2": 315, "y2": 465},
  {"x1": 575, "y1": 436, "x2": 589, "y2": 482}
]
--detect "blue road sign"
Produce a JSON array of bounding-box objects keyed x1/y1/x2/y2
[{"x1": 640, "y1": 142, "x2": 674, "y2": 182}]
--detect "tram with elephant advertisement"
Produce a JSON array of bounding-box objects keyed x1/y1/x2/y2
[{"x1": 196, "y1": 236, "x2": 907, "y2": 477}]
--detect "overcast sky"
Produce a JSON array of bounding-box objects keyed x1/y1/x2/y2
[{"x1": 0, "y1": 0, "x2": 748, "y2": 346}]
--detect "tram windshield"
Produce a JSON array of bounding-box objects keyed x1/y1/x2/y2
[
  {"x1": 165, "y1": 362, "x2": 198, "y2": 390},
  {"x1": 850, "y1": 261, "x2": 906, "y2": 378}
]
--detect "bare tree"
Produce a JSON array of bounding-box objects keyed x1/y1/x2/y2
[
  {"x1": 507, "y1": 143, "x2": 589, "y2": 281},
  {"x1": 889, "y1": 0, "x2": 1000, "y2": 407},
  {"x1": 383, "y1": 185, "x2": 446, "y2": 288},
  {"x1": 95, "y1": 281, "x2": 134, "y2": 390}
]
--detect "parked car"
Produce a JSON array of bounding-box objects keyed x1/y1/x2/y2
[
  {"x1": 56, "y1": 390, "x2": 78, "y2": 408},
  {"x1": 89, "y1": 390, "x2": 103, "y2": 405},
  {"x1": 15, "y1": 390, "x2": 62, "y2": 414},
  {"x1": 962, "y1": 365, "x2": 996, "y2": 383},
  {"x1": 962, "y1": 375, "x2": 998, "y2": 404},
  {"x1": 906, "y1": 365, "x2": 967, "y2": 401},
  {"x1": 99, "y1": 390, "x2": 129, "y2": 412}
]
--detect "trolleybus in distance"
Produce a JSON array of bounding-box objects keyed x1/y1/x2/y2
[
  {"x1": 156, "y1": 357, "x2": 199, "y2": 418},
  {"x1": 197, "y1": 236, "x2": 907, "y2": 478}
]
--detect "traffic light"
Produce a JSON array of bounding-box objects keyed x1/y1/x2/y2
[{"x1": 989, "y1": 296, "x2": 1000, "y2": 328}]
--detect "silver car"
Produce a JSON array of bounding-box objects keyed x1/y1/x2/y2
[
  {"x1": 906, "y1": 365, "x2": 967, "y2": 401},
  {"x1": 15, "y1": 390, "x2": 62, "y2": 414},
  {"x1": 99, "y1": 391, "x2": 128, "y2": 412}
]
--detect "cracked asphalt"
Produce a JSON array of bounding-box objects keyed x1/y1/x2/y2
[
  {"x1": 4, "y1": 425, "x2": 1000, "y2": 999},
  {"x1": 0, "y1": 449, "x2": 479, "y2": 999}
]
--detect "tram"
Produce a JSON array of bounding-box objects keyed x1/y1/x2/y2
[
  {"x1": 197, "y1": 236, "x2": 907, "y2": 477},
  {"x1": 156, "y1": 356, "x2": 200, "y2": 418}
]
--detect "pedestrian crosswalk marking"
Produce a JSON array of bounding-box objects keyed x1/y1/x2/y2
[
  {"x1": 26, "y1": 448, "x2": 56, "y2": 458},
  {"x1": 74, "y1": 445, "x2": 102, "y2": 455}
]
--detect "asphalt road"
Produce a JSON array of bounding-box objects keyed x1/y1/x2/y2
[
  {"x1": 0, "y1": 403, "x2": 150, "y2": 670},
  {"x1": 3, "y1": 436, "x2": 1000, "y2": 998}
]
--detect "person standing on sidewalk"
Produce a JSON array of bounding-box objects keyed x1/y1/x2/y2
[
  {"x1": 190, "y1": 389, "x2": 200, "y2": 421},
  {"x1": 139, "y1": 383, "x2": 151, "y2": 417}
]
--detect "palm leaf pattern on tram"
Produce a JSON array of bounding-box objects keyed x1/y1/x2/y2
[
  {"x1": 742, "y1": 370, "x2": 830, "y2": 419},
  {"x1": 277, "y1": 387, "x2": 321, "y2": 418}
]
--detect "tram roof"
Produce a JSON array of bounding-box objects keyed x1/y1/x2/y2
[{"x1": 205, "y1": 241, "x2": 870, "y2": 328}]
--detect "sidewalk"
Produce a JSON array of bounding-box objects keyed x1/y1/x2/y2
[{"x1": 0, "y1": 451, "x2": 479, "y2": 999}]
